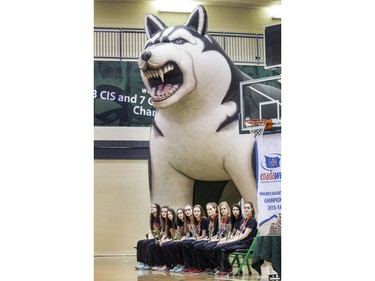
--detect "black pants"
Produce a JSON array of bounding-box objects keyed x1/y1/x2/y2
[
  {"x1": 205, "y1": 240, "x2": 218, "y2": 269},
  {"x1": 136, "y1": 238, "x2": 155, "y2": 263},
  {"x1": 214, "y1": 239, "x2": 252, "y2": 272},
  {"x1": 149, "y1": 241, "x2": 166, "y2": 266},
  {"x1": 181, "y1": 239, "x2": 198, "y2": 268},
  {"x1": 192, "y1": 240, "x2": 212, "y2": 269},
  {"x1": 145, "y1": 240, "x2": 160, "y2": 266},
  {"x1": 174, "y1": 240, "x2": 184, "y2": 265},
  {"x1": 161, "y1": 241, "x2": 176, "y2": 267},
  {"x1": 201, "y1": 240, "x2": 219, "y2": 269}
]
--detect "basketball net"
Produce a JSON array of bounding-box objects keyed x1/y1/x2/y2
[{"x1": 244, "y1": 119, "x2": 270, "y2": 142}]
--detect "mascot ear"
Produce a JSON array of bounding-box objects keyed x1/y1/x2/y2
[
  {"x1": 184, "y1": 5, "x2": 208, "y2": 35},
  {"x1": 144, "y1": 13, "x2": 168, "y2": 39}
]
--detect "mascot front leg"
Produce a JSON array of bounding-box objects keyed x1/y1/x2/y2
[
  {"x1": 151, "y1": 173, "x2": 194, "y2": 209},
  {"x1": 150, "y1": 162, "x2": 194, "y2": 208},
  {"x1": 149, "y1": 139, "x2": 194, "y2": 208}
]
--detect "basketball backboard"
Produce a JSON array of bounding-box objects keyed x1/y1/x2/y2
[{"x1": 239, "y1": 75, "x2": 281, "y2": 135}]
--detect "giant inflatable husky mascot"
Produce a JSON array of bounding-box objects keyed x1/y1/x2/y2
[{"x1": 138, "y1": 5, "x2": 281, "y2": 208}]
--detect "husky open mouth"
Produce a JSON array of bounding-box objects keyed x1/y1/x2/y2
[{"x1": 143, "y1": 62, "x2": 183, "y2": 102}]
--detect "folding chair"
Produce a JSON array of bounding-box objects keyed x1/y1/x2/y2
[{"x1": 229, "y1": 229, "x2": 261, "y2": 276}]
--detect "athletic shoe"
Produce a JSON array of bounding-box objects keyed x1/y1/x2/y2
[
  {"x1": 191, "y1": 268, "x2": 204, "y2": 273},
  {"x1": 214, "y1": 269, "x2": 233, "y2": 277},
  {"x1": 151, "y1": 266, "x2": 162, "y2": 270},
  {"x1": 174, "y1": 265, "x2": 185, "y2": 273},
  {"x1": 182, "y1": 267, "x2": 194, "y2": 273},
  {"x1": 142, "y1": 265, "x2": 152, "y2": 270},
  {"x1": 214, "y1": 271, "x2": 229, "y2": 277},
  {"x1": 157, "y1": 265, "x2": 167, "y2": 271},
  {"x1": 135, "y1": 263, "x2": 150, "y2": 270},
  {"x1": 214, "y1": 270, "x2": 221, "y2": 276},
  {"x1": 169, "y1": 265, "x2": 182, "y2": 272},
  {"x1": 135, "y1": 262, "x2": 145, "y2": 270},
  {"x1": 202, "y1": 268, "x2": 214, "y2": 274}
]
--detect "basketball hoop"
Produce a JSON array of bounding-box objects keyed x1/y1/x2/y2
[{"x1": 244, "y1": 118, "x2": 272, "y2": 141}]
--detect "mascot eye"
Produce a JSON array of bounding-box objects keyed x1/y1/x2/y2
[
  {"x1": 145, "y1": 42, "x2": 154, "y2": 48},
  {"x1": 172, "y1": 38, "x2": 187, "y2": 44}
]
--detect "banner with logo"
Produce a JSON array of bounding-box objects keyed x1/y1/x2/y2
[{"x1": 256, "y1": 133, "x2": 282, "y2": 234}]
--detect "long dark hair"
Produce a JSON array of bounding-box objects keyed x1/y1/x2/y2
[
  {"x1": 160, "y1": 205, "x2": 169, "y2": 231},
  {"x1": 230, "y1": 203, "x2": 243, "y2": 225},
  {"x1": 192, "y1": 204, "x2": 207, "y2": 224},
  {"x1": 244, "y1": 201, "x2": 255, "y2": 217},
  {"x1": 150, "y1": 203, "x2": 161, "y2": 230},
  {"x1": 165, "y1": 208, "x2": 177, "y2": 238},
  {"x1": 185, "y1": 204, "x2": 193, "y2": 224},
  {"x1": 176, "y1": 208, "x2": 187, "y2": 227}
]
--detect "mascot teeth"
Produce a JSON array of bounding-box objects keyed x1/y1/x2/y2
[
  {"x1": 158, "y1": 69, "x2": 164, "y2": 82},
  {"x1": 143, "y1": 63, "x2": 182, "y2": 102},
  {"x1": 143, "y1": 64, "x2": 175, "y2": 83}
]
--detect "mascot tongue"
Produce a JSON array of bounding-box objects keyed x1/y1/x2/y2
[{"x1": 157, "y1": 84, "x2": 173, "y2": 96}]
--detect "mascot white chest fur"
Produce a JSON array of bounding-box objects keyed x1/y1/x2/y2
[{"x1": 138, "y1": 5, "x2": 280, "y2": 208}]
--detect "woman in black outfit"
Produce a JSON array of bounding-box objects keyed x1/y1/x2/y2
[
  {"x1": 168, "y1": 204, "x2": 194, "y2": 273},
  {"x1": 214, "y1": 201, "x2": 258, "y2": 277},
  {"x1": 150, "y1": 205, "x2": 169, "y2": 270},
  {"x1": 135, "y1": 203, "x2": 161, "y2": 270},
  {"x1": 158, "y1": 207, "x2": 182, "y2": 270},
  {"x1": 181, "y1": 204, "x2": 209, "y2": 273}
]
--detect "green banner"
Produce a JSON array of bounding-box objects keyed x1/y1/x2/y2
[
  {"x1": 93, "y1": 61, "x2": 281, "y2": 127},
  {"x1": 94, "y1": 61, "x2": 155, "y2": 127}
]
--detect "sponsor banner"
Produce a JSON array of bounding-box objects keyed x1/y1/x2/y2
[
  {"x1": 94, "y1": 61, "x2": 156, "y2": 127},
  {"x1": 256, "y1": 133, "x2": 281, "y2": 233}
]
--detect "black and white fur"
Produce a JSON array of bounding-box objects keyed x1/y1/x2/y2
[{"x1": 138, "y1": 5, "x2": 281, "y2": 208}]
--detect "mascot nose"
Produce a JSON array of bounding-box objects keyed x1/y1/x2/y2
[{"x1": 141, "y1": 51, "x2": 152, "y2": 61}]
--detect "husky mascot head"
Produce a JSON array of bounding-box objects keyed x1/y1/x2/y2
[{"x1": 139, "y1": 5, "x2": 281, "y2": 209}]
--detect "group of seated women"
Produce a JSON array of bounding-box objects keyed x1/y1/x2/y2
[{"x1": 135, "y1": 201, "x2": 258, "y2": 277}]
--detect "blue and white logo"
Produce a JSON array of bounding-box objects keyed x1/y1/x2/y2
[{"x1": 261, "y1": 153, "x2": 281, "y2": 171}]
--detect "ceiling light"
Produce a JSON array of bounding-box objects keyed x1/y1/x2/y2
[
  {"x1": 269, "y1": 5, "x2": 282, "y2": 19},
  {"x1": 157, "y1": 0, "x2": 196, "y2": 13}
]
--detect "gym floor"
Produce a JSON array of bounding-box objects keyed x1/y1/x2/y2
[{"x1": 94, "y1": 255, "x2": 279, "y2": 281}]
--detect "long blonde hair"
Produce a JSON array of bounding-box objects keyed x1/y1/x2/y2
[
  {"x1": 206, "y1": 202, "x2": 218, "y2": 240},
  {"x1": 218, "y1": 201, "x2": 231, "y2": 237}
]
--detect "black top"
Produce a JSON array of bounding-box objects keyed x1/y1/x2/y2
[
  {"x1": 233, "y1": 217, "x2": 244, "y2": 233},
  {"x1": 197, "y1": 217, "x2": 209, "y2": 236},
  {"x1": 209, "y1": 215, "x2": 219, "y2": 238},
  {"x1": 242, "y1": 216, "x2": 258, "y2": 243}
]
